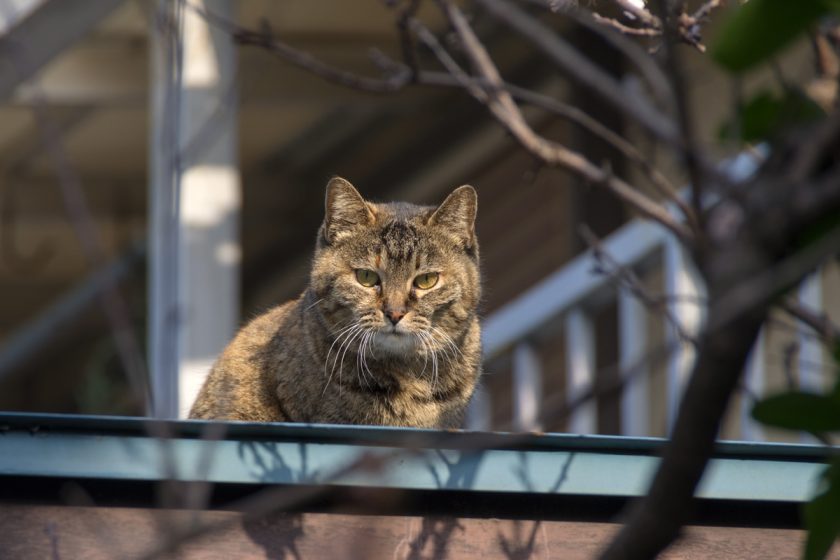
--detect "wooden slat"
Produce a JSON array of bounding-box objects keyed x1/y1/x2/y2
[{"x1": 0, "y1": 505, "x2": 824, "y2": 560}]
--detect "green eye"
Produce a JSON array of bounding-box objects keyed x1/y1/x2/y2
[
  {"x1": 413, "y1": 272, "x2": 439, "y2": 290},
  {"x1": 355, "y1": 269, "x2": 379, "y2": 287}
]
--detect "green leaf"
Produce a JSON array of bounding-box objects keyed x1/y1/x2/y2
[
  {"x1": 804, "y1": 462, "x2": 840, "y2": 560},
  {"x1": 719, "y1": 90, "x2": 825, "y2": 143},
  {"x1": 752, "y1": 392, "x2": 840, "y2": 432},
  {"x1": 711, "y1": 0, "x2": 830, "y2": 72}
]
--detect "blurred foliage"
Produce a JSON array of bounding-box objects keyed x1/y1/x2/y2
[
  {"x1": 711, "y1": 0, "x2": 839, "y2": 72},
  {"x1": 712, "y1": 1, "x2": 840, "y2": 558},
  {"x1": 718, "y1": 90, "x2": 825, "y2": 144}
]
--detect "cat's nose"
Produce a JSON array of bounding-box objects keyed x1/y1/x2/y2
[{"x1": 384, "y1": 308, "x2": 406, "y2": 325}]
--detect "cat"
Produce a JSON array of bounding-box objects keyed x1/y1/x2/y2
[{"x1": 189, "y1": 177, "x2": 482, "y2": 428}]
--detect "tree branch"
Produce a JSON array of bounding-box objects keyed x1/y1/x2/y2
[
  {"x1": 430, "y1": 2, "x2": 693, "y2": 241},
  {"x1": 780, "y1": 300, "x2": 840, "y2": 347},
  {"x1": 475, "y1": 0, "x2": 680, "y2": 145},
  {"x1": 599, "y1": 141, "x2": 840, "y2": 560},
  {"x1": 235, "y1": 27, "x2": 412, "y2": 92}
]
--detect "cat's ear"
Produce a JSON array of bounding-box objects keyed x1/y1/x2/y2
[
  {"x1": 324, "y1": 177, "x2": 375, "y2": 243},
  {"x1": 429, "y1": 185, "x2": 477, "y2": 249}
]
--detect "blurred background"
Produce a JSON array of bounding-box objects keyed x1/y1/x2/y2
[{"x1": 0, "y1": 0, "x2": 836, "y2": 439}]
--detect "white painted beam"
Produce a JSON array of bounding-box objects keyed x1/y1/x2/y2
[
  {"x1": 0, "y1": 0, "x2": 125, "y2": 100},
  {"x1": 798, "y1": 273, "x2": 825, "y2": 444},
  {"x1": 798, "y1": 274, "x2": 825, "y2": 393},
  {"x1": 465, "y1": 383, "x2": 491, "y2": 431},
  {"x1": 619, "y1": 288, "x2": 649, "y2": 437},
  {"x1": 512, "y1": 341, "x2": 542, "y2": 431},
  {"x1": 565, "y1": 308, "x2": 596, "y2": 434},
  {"x1": 148, "y1": 0, "x2": 240, "y2": 419},
  {"x1": 483, "y1": 220, "x2": 664, "y2": 360}
]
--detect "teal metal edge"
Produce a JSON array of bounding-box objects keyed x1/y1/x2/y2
[{"x1": 0, "y1": 412, "x2": 831, "y2": 502}]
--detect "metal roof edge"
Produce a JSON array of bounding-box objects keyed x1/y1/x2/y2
[{"x1": 0, "y1": 412, "x2": 831, "y2": 505}]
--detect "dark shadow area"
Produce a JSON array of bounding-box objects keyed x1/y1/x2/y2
[
  {"x1": 242, "y1": 511, "x2": 305, "y2": 560},
  {"x1": 407, "y1": 517, "x2": 466, "y2": 560}
]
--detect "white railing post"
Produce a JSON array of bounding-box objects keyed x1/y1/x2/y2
[
  {"x1": 565, "y1": 308, "x2": 596, "y2": 434},
  {"x1": 663, "y1": 237, "x2": 705, "y2": 432},
  {"x1": 798, "y1": 273, "x2": 825, "y2": 443},
  {"x1": 741, "y1": 328, "x2": 766, "y2": 441},
  {"x1": 619, "y1": 288, "x2": 649, "y2": 436},
  {"x1": 465, "y1": 383, "x2": 492, "y2": 431},
  {"x1": 798, "y1": 273, "x2": 825, "y2": 393},
  {"x1": 512, "y1": 342, "x2": 542, "y2": 431},
  {"x1": 148, "y1": 0, "x2": 241, "y2": 419}
]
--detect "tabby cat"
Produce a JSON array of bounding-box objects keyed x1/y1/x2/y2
[{"x1": 189, "y1": 177, "x2": 482, "y2": 428}]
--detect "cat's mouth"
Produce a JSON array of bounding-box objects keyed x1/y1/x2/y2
[{"x1": 374, "y1": 329, "x2": 418, "y2": 353}]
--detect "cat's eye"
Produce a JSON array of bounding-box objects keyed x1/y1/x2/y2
[
  {"x1": 413, "y1": 272, "x2": 439, "y2": 290},
  {"x1": 355, "y1": 269, "x2": 380, "y2": 287}
]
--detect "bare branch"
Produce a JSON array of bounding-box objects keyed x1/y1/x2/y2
[
  {"x1": 190, "y1": 1, "x2": 696, "y2": 229},
  {"x1": 600, "y1": 142, "x2": 840, "y2": 560},
  {"x1": 428, "y1": 2, "x2": 694, "y2": 241},
  {"x1": 591, "y1": 13, "x2": 661, "y2": 38},
  {"x1": 579, "y1": 225, "x2": 698, "y2": 346},
  {"x1": 475, "y1": 0, "x2": 680, "y2": 145},
  {"x1": 780, "y1": 300, "x2": 840, "y2": 347},
  {"x1": 691, "y1": 0, "x2": 725, "y2": 25},
  {"x1": 612, "y1": 0, "x2": 660, "y2": 27},
  {"x1": 234, "y1": 27, "x2": 412, "y2": 93},
  {"x1": 651, "y1": 0, "x2": 707, "y2": 239},
  {"x1": 605, "y1": 0, "x2": 726, "y2": 51},
  {"x1": 524, "y1": 0, "x2": 673, "y2": 108}
]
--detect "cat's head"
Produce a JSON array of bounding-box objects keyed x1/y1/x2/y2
[{"x1": 310, "y1": 177, "x2": 480, "y2": 359}]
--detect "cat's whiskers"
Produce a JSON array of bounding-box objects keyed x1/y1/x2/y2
[
  {"x1": 357, "y1": 329, "x2": 377, "y2": 389},
  {"x1": 414, "y1": 331, "x2": 430, "y2": 377},
  {"x1": 431, "y1": 326, "x2": 463, "y2": 365},
  {"x1": 323, "y1": 322, "x2": 361, "y2": 395},
  {"x1": 336, "y1": 326, "x2": 366, "y2": 394},
  {"x1": 417, "y1": 330, "x2": 439, "y2": 393},
  {"x1": 360, "y1": 330, "x2": 377, "y2": 387}
]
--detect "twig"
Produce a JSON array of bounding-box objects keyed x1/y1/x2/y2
[
  {"x1": 234, "y1": 28, "x2": 412, "y2": 93},
  {"x1": 780, "y1": 300, "x2": 840, "y2": 347},
  {"x1": 600, "y1": 136, "x2": 840, "y2": 560},
  {"x1": 579, "y1": 225, "x2": 698, "y2": 346},
  {"x1": 427, "y1": 3, "x2": 693, "y2": 241},
  {"x1": 613, "y1": 0, "x2": 660, "y2": 27},
  {"x1": 524, "y1": 0, "x2": 673, "y2": 108},
  {"x1": 691, "y1": 0, "x2": 725, "y2": 24},
  {"x1": 591, "y1": 13, "x2": 660, "y2": 38},
  {"x1": 474, "y1": 0, "x2": 680, "y2": 146},
  {"x1": 395, "y1": 0, "x2": 422, "y2": 82},
  {"x1": 651, "y1": 0, "x2": 707, "y2": 242},
  {"x1": 189, "y1": 0, "x2": 697, "y2": 227}
]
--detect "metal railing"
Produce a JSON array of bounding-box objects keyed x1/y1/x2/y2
[{"x1": 471, "y1": 154, "x2": 833, "y2": 440}]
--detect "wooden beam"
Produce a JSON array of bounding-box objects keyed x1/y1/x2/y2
[{"x1": 0, "y1": 505, "x2": 810, "y2": 559}]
